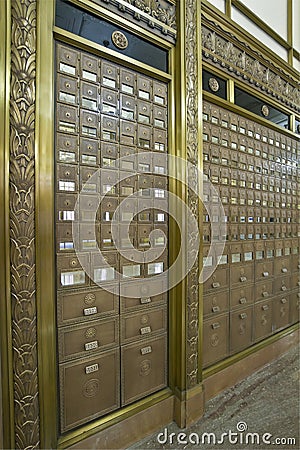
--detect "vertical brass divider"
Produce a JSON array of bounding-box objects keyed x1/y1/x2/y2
[
  {"x1": 227, "y1": 79, "x2": 235, "y2": 104},
  {"x1": 171, "y1": 0, "x2": 205, "y2": 428},
  {"x1": 35, "y1": 0, "x2": 57, "y2": 448},
  {"x1": 0, "y1": 1, "x2": 15, "y2": 448},
  {"x1": 226, "y1": 0, "x2": 232, "y2": 18}
]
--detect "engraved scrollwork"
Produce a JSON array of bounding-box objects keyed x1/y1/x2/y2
[
  {"x1": 99, "y1": 0, "x2": 176, "y2": 40},
  {"x1": 10, "y1": 0, "x2": 39, "y2": 448},
  {"x1": 185, "y1": 0, "x2": 200, "y2": 389},
  {"x1": 202, "y1": 22, "x2": 300, "y2": 112}
]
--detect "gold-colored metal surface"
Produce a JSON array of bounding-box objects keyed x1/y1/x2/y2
[{"x1": 0, "y1": 1, "x2": 15, "y2": 448}]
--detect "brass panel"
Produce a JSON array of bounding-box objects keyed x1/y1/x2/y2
[
  {"x1": 121, "y1": 334, "x2": 167, "y2": 405},
  {"x1": 254, "y1": 280, "x2": 274, "y2": 303},
  {"x1": 290, "y1": 291, "x2": 300, "y2": 324},
  {"x1": 274, "y1": 276, "x2": 290, "y2": 295},
  {"x1": 254, "y1": 300, "x2": 273, "y2": 342},
  {"x1": 230, "y1": 285, "x2": 254, "y2": 310},
  {"x1": 203, "y1": 314, "x2": 229, "y2": 368},
  {"x1": 120, "y1": 305, "x2": 167, "y2": 343},
  {"x1": 57, "y1": 286, "x2": 119, "y2": 325},
  {"x1": 255, "y1": 260, "x2": 274, "y2": 282},
  {"x1": 272, "y1": 296, "x2": 290, "y2": 332},
  {"x1": 203, "y1": 291, "x2": 229, "y2": 317},
  {"x1": 58, "y1": 317, "x2": 119, "y2": 361},
  {"x1": 230, "y1": 306, "x2": 253, "y2": 353},
  {"x1": 230, "y1": 263, "x2": 254, "y2": 287},
  {"x1": 203, "y1": 267, "x2": 229, "y2": 292},
  {"x1": 59, "y1": 348, "x2": 120, "y2": 432}
]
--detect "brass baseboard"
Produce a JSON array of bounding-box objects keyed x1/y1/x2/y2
[
  {"x1": 203, "y1": 328, "x2": 300, "y2": 402},
  {"x1": 68, "y1": 396, "x2": 174, "y2": 449}
]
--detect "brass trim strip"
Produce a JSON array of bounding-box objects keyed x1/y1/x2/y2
[
  {"x1": 57, "y1": 389, "x2": 173, "y2": 449},
  {"x1": 0, "y1": 1, "x2": 15, "y2": 448},
  {"x1": 35, "y1": 0, "x2": 57, "y2": 448},
  {"x1": 54, "y1": 27, "x2": 172, "y2": 80},
  {"x1": 227, "y1": 78, "x2": 235, "y2": 103},
  {"x1": 66, "y1": 0, "x2": 175, "y2": 49},
  {"x1": 287, "y1": 0, "x2": 293, "y2": 47},
  {"x1": 203, "y1": 324, "x2": 300, "y2": 379},
  {"x1": 225, "y1": 0, "x2": 232, "y2": 18}
]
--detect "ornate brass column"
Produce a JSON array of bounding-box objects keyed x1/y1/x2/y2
[{"x1": 172, "y1": 0, "x2": 204, "y2": 427}]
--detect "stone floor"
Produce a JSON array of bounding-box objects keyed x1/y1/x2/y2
[{"x1": 129, "y1": 344, "x2": 300, "y2": 450}]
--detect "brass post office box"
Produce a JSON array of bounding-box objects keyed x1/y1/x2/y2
[
  {"x1": 230, "y1": 306, "x2": 253, "y2": 353},
  {"x1": 80, "y1": 138, "x2": 99, "y2": 166},
  {"x1": 101, "y1": 115, "x2": 118, "y2": 142},
  {"x1": 78, "y1": 223, "x2": 98, "y2": 252},
  {"x1": 80, "y1": 80, "x2": 98, "y2": 102},
  {"x1": 153, "y1": 81, "x2": 167, "y2": 105},
  {"x1": 246, "y1": 172, "x2": 255, "y2": 189},
  {"x1": 57, "y1": 44, "x2": 79, "y2": 76},
  {"x1": 145, "y1": 250, "x2": 168, "y2": 278},
  {"x1": 290, "y1": 291, "x2": 300, "y2": 324},
  {"x1": 121, "y1": 334, "x2": 167, "y2": 405},
  {"x1": 230, "y1": 286, "x2": 254, "y2": 310},
  {"x1": 274, "y1": 257, "x2": 290, "y2": 276},
  {"x1": 57, "y1": 103, "x2": 78, "y2": 134},
  {"x1": 77, "y1": 193, "x2": 100, "y2": 221},
  {"x1": 119, "y1": 173, "x2": 137, "y2": 197},
  {"x1": 59, "y1": 348, "x2": 120, "y2": 432},
  {"x1": 102, "y1": 61, "x2": 118, "y2": 88},
  {"x1": 101, "y1": 142, "x2": 118, "y2": 168},
  {"x1": 119, "y1": 146, "x2": 136, "y2": 171},
  {"x1": 290, "y1": 273, "x2": 300, "y2": 290},
  {"x1": 203, "y1": 267, "x2": 229, "y2": 292},
  {"x1": 57, "y1": 286, "x2": 119, "y2": 325},
  {"x1": 80, "y1": 110, "x2": 99, "y2": 138},
  {"x1": 57, "y1": 253, "x2": 90, "y2": 289},
  {"x1": 120, "y1": 252, "x2": 143, "y2": 279},
  {"x1": 57, "y1": 193, "x2": 77, "y2": 222},
  {"x1": 121, "y1": 305, "x2": 167, "y2": 343},
  {"x1": 57, "y1": 133, "x2": 79, "y2": 164},
  {"x1": 255, "y1": 260, "x2": 274, "y2": 281},
  {"x1": 81, "y1": 53, "x2": 99, "y2": 81},
  {"x1": 210, "y1": 166, "x2": 219, "y2": 184},
  {"x1": 254, "y1": 300, "x2": 273, "y2": 341},
  {"x1": 137, "y1": 150, "x2": 152, "y2": 173},
  {"x1": 239, "y1": 153, "x2": 247, "y2": 171},
  {"x1": 120, "y1": 68, "x2": 135, "y2": 93},
  {"x1": 56, "y1": 222, "x2": 75, "y2": 253},
  {"x1": 254, "y1": 280, "x2": 273, "y2": 302},
  {"x1": 58, "y1": 74, "x2": 78, "y2": 105},
  {"x1": 230, "y1": 263, "x2": 254, "y2": 287},
  {"x1": 272, "y1": 296, "x2": 290, "y2": 331},
  {"x1": 101, "y1": 170, "x2": 119, "y2": 195},
  {"x1": 274, "y1": 276, "x2": 290, "y2": 295},
  {"x1": 118, "y1": 223, "x2": 137, "y2": 249},
  {"x1": 220, "y1": 108, "x2": 229, "y2": 125},
  {"x1": 80, "y1": 167, "x2": 99, "y2": 192},
  {"x1": 120, "y1": 120, "x2": 136, "y2": 146},
  {"x1": 247, "y1": 190, "x2": 254, "y2": 206},
  {"x1": 138, "y1": 224, "x2": 152, "y2": 248},
  {"x1": 120, "y1": 279, "x2": 167, "y2": 312},
  {"x1": 153, "y1": 153, "x2": 167, "y2": 175},
  {"x1": 137, "y1": 75, "x2": 152, "y2": 100},
  {"x1": 230, "y1": 243, "x2": 242, "y2": 263},
  {"x1": 101, "y1": 87, "x2": 118, "y2": 107},
  {"x1": 220, "y1": 167, "x2": 229, "y2": 185},
  {"x1": 210, "y1": 145, "x2": 220, "y2": 164},
  {"x1": 203, "y1": 291, "x2": 229, "y2": 317},
  {"x1": 91, "y1": 251, "x2": 119, "y2": 284},
  {"x1": 210, "y1": 106, "x2": 220, "y2": 120},
  {"x1": 99, "y1": 196, "x2": 119, "y2": 223},
  {"x1": 138, "y1": 124, "x2": 152, "y2": 149},
  {"x1": 203, "y1": 314, "x2": 229, "y2": 368},
  {"x1": 153, "y1": 105, "x2": 167, "y2": 129},
  {"x1": 58, "y1": 317, "x2": 119, "y2": 361}
]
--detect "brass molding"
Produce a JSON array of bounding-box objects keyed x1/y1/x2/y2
[
  {"x1": 0, "y1": 1, "x2": 15, "y2": 448},
  {"x1": 227, "y1": 78, "x2": 235, "y2": 103},
  {"x1": 58, "y1": 389, "x2": 173, "y2": 449},
  {"x1": 225, "y1": 0, "x2": 231, "y2": 18},
  {"x1": 203, "y1": 324, "x2": 300, "y2": 379},
  {"x1": 35, "y1": 0, "x2": 56, "y2": 448},
  {"x1": 9, "y1": 0, "x2": 40, "y2": 447},
  {"x1": 54, "y1": 26, "x2": 172, "y2": 80},
  {"x1": 70, "y1": 0, "x2": 176, "y2": 44},
  {"x1": 202, "y1": 17, "x2": 300, "y2": 113}
]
